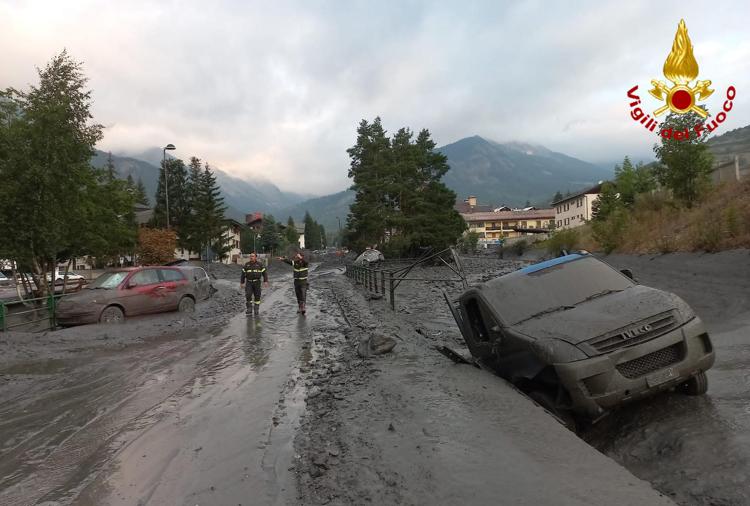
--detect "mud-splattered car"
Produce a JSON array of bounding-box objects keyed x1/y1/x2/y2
[
  {"x1": 56, "y1": 266, "x2": 212, "y2": 325},
  {"x1": 445, "y1": 253, "x2": 715, "y2": 426}
]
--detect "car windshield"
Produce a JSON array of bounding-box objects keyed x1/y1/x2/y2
[
  {"x1": 484, "y1": 257, "x2": 635, "y2": 325},
  {"x1": 88, "y1": 271, "x2": 129, "y2": 289}
]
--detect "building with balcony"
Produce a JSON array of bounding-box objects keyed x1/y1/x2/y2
[{"x1": 461, "y1": 209, "x2": 555, "y2": 246}]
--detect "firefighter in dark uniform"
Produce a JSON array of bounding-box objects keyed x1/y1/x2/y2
[
  {"x1": 278, "y1": 252, "x2": 309, "y2": 314},
  {"x1": 240, "y1": 252, "x2": 269, "y2": 316}
]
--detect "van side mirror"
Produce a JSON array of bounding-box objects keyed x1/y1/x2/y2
[{"x1": 620, "y1": 268, "x2": 635, "y2": 280}]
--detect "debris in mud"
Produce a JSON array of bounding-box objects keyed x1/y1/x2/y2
[{"x1": 357, "y1": 334, "x2": 397, "y2": 358}]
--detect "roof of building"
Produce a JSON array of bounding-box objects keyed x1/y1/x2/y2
[
  {"x1": 461, "y1": 208, "x2": 555, "y2": 222},
  {"x1": 551, "y1": 183, "x2": 604, "y2": 206},
  {"x1": 454, "y1": 201, "x2": 494, "y2": 214}
]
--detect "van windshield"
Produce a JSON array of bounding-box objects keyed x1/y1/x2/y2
[
  {"x1": 88, "y1": 271, "x2": 129, "y2": 289},
  {"x1": 484, "y1": 257, "x2": 635, "y2": 325}
]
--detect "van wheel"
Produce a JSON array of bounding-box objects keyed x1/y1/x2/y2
[
  {"x1": 680, "y1": 371, "x2": 708, "y2": 395},
  {"x1": 100, "y1": 306, "x2": 124, "y2": 324},
  {"x1": 528, "y1": 390, "x2": 578, "y2": 433},
  {"x1": 178, "y1": 296, "x2": 195, "y2": 313}
]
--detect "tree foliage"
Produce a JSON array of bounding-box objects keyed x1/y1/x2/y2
[
  {"x1": 0, "y1": 50, "x2": 137, "y2": 293},
  {"x1": 285, "y1": 216, "x2": 299, "y2": 247},
  {"x1": 137, "y1": 228, "x2": 177, "y2": 265},
  {"x1": 304, "y1": 211, "x2": 325, "y2": 250},
  {"x1": 345, "y1": 117, "x2": 465, "y2": 255},
  {"x1": 653, "y1": 110, "x2": 714, "y2": 206},
  {"x1": 260, "y1": 214, "x2": 282, "y2": 254}
]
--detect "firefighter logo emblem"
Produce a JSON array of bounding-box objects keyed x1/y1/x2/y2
[{"x1": 648, "y1": 19, "x2": 713, "y2": 118}]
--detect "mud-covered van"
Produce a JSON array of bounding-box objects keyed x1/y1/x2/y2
[{"x1": 445, "y1": 253, "x2": 715, "y2": 427}]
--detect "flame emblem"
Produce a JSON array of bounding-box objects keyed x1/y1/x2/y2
[{"x1": 649, "y1": 19, "x2": 713, "y2": 118}]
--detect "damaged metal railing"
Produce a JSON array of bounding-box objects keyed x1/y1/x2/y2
[
  {"x1": 0, "y1": 294, "x2": 65, "y2": 332},
  {"x1": 345, "y1": 248, "x2": 469, "y2": 310}
]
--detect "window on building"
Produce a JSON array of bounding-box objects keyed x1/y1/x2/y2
[
  {"x1": 564, "y1": 218, "x2": 569, "y2": 226},
  {"x1": 557, "y1": 220, "x2": 562, "y2": 227}
]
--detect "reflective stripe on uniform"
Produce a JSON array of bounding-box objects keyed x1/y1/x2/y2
[
  {"x1": 293, "y1": 267, "x2": 308, "y2": 272},
  {"x1": 295, "y1": 276, "x2": 308, "y2": 280}
]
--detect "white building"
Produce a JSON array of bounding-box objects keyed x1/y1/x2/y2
[
  {"x1": 222, "y1": 219, "x2": 244, "y2": 264},
  {"x1": 552, "y1": 183, "x2": 602, "y2": 230}
]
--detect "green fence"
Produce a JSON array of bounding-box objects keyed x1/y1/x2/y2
[{"x1": 0, "y1": 294, "x2": 65, "y2": 332}]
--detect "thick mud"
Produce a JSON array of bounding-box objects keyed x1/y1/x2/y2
[
  {"x1": 291, "y1": 259, "x2": 673, "y2": 506},
  {"x1": 585, "y1": 251, "x2": 750, "y2": 506},
  {"x1": 0, "y1": 265, "x2": 317, "y2": 505},
  {"x1": 3, "y1": 251, "x2": 746, "y2": 505}
]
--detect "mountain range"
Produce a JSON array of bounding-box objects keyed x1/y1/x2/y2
[
  {"x1": 92, "y1": 149, "x2": 308, "y2": 222},
  {"x1": 94, "y1": 127, "x2": 750, "y2": 233}
]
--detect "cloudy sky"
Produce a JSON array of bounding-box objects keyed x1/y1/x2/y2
[{"x1": 3, "y1": 0, "x2": 749, "y2": 195}]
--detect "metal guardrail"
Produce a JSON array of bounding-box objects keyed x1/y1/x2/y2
[
  {"x1": 0, "y1": 293, "x2": 66, "y2": 332},
  {"x1": 345, "y1": 248, "x2": 469, "y2": 310}
]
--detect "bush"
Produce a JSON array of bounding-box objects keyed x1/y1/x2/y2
[
  {"x1": 458, "y1": 231, "x2": 480, "y2": 253},
  {"x1": 513, "y1": 239, "x2": 528, "y2": 256},
  {"x1": 724, "y1": 205, "x2": 741, "y2": 238},
  {"x1": 690, "y1": 217, "x2": 723, "y2": 252},
  {"x1": 592, "y1": 208, "x2": 629, "y2": 254},
  {"x1": 137, "y1": 228, "x2": 177, "y2": 265},
  {"x1": 546, "y1": 228, "x2": 580, "y2": 255}
]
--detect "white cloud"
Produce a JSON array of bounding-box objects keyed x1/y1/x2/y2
[{"x1": 2, "y1": 0, "x2": 748, "y2": 193}]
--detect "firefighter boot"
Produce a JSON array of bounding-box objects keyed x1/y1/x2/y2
[{"x1": 301, "y1": 303, "x2": 306, "y2": 315}]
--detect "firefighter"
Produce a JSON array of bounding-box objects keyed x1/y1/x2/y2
[
  {"x1": 240, "y1": 252, "x2": 269, "y2": 317},
  {"x1": 277, "y1": 251, "x2": 309, "y2": 314}
]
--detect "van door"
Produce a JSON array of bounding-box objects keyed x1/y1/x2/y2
[{"x1": 462, "y1": 297, "x2": 504, "y2": 369}]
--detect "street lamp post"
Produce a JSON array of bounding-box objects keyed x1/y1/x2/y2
[{"x1": 163, "y1": 144, "x2": 176, "y2": 228}]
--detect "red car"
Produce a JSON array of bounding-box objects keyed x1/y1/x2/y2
[{"x1": 56, "y1": 266, "x2": 212, "y2": 325}]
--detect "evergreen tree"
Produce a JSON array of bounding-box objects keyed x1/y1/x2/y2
[
  {"x1": 304, "y1": 211, "x2": 321, "y2": 250},
  {"x1": 345, "y1": 119, "x2": 464, "y2": 255},
  {"x1": 591, "y1": 182, "x2": 622, "y2": 221},
  {"x1": 285, "y1": 216, "x2": 299, "y2": 247},
  {"x1": 135, "y1": 177, "x2": 148, "y2": 205},
  {"x1": 260, "y1": 214, "x2": 281, "y2": 253},
  {"x1": 152, "y1": 158, "x2": 189, "y2": 230},
  {"x1": 0, "y1": 50, "x2": 106, "y2": 293},
  {"x1": 345, "y1": 118, "x2": 392, "y2": 249},
  {"x1": 194, "y1": 163, "x2": 227, "y2": 259},
  {"x1": 653, "y1": 110, "x2": 713, "y2": 206}
]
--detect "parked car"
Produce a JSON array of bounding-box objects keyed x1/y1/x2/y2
[
  {"x1": 0, "y1": 271, "x2": 11, "y2": 287},
  {"x1": 46, "y1": 272, "x2": 86, "y2": 283},
  {"x1": 445, "y1": 252, "x2": 715, "y2": 427},
  {"x1": 56, "y1": 266, "x2": 213, "y2": 326}
]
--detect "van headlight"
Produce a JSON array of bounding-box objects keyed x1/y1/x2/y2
[
  {"x1": 672, "y1": 295, "x2": 696, "y2": 322},
  {"x1": 532, "y1": 339, "x2": 588, "y2": 364}
]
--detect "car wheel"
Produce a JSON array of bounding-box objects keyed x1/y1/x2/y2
[
  {"x1": 528, "y1": 390, "x2": 578, "y2": 433},
  {"x1": 680, "y1": 371, "x2": 708, "y2": 396},
  {"x1": 100, "y1": 305, "x2": 124, "y2": 324},
  {"x1": 178, "y1": 296, "x2": 195, "y2": 313}
]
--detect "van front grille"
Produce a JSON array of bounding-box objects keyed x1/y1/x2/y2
[
  {"x1": 587, "y1": 311, "x2": 678, "y2": 353},
  {"x1": 616, "y1": 343, "x2": 684, "y2": 379}
]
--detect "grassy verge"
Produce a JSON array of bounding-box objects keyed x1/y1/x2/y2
[{"x1": 536, "y1": 180, "x2": 750, "y2": 255}]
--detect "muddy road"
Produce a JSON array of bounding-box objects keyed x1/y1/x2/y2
[
  {"x1": 0, "y1": 270, "x2": 318, "y2": 506},
  {"x1": 2, "y1": 251, "x2": 745, "y2": 505}
]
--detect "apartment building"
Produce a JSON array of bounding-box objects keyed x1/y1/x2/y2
[
  {"x1": 461, "y1": 209, "x2": 555, "y2": 246},
  {"x1": 552, "y1": 183, "x2": 602, "y2": 229}
]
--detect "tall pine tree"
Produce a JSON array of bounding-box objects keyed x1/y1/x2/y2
[{"x1": 345, "y1": 118, "x2": 465, "y2": 255}]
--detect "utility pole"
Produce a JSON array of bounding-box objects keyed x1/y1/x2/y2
[{"x1": 163, "y1": 144, "x2": 176, "y2": 228}]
